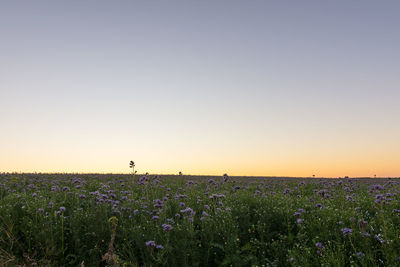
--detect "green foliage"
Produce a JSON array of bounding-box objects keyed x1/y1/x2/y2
[{"x1": 0, "y1": 174, "x2": 399, "y2": 266}]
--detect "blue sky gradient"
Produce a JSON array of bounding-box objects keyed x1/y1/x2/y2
[{"x1": 1, "y1": 1, "x2": 399, "y2": 176}]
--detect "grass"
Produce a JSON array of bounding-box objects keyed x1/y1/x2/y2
[{"x1": 0, "y1": 173, "x2": 399, "y2": 266}]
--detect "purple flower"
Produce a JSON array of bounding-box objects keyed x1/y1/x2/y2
[
  {"x1": 162, "y1": 224, "x2": 173, "y2": 231},
  {"x1": 361, "y1": 232, "x2": 371, "y2": 237},
  {"x1": 373, "y1": 184, "x2": 383, "y2": 190},
  {"x1": 156, "y1": 244, "x2": 164, "y2": 249},
  {"x1": 296, "y1": 218, "x2": 303, "y2": 224},
  {"x1": 315, "y1": 242, "x2": 325, "y2": 249},
  {"x1": 341, "y1": 228, "x2": 352, "y2": 236},
  {"x1": 59, "y1": 207, "x2": 66, "y2": 212},
  {"x1": 294, "y1": 212, "x2": 301, "y2": 217},
  {"x1": 151, "y1": 215, "x2": 159, "y2": 220},
  {"x1": 283, "y1": 188, "x2": 291, "y2": 194},
  {"x1": 145, "y1": 241, "x2": 156, "y2": 247},
  {"x1": 357, "y1": 252, "x2": 365, "y2": 258},
  {"x1": 374, "y1": 234, "x2": 386, "y2": 243},
  {"x1": 180, "y1": 207, "x2": 194, "y2": 214}
]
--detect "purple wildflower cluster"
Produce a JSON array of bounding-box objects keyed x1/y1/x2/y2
[
  {"x1": 145, "y1": 241, "x2": 164, "y2": 249},
  {"x1": 341, "y1": 228, "x2": 352, "y2": 236}
]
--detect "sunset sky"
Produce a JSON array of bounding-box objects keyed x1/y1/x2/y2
[{"x1": 1, "y1": 1, "x2": 399, "y2": 177}]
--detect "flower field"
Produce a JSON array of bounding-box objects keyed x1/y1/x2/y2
[{"x1": 1, "y1": 173, "x2": 400, "y2": 266}]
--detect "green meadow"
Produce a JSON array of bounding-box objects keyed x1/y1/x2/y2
[{"x1": 1, "y1": 174, "x2": 400, "y2": 266}]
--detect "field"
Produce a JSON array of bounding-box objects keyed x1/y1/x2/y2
[{"x1": 1, "y1": 173, "x2": 400, "y2": 266}]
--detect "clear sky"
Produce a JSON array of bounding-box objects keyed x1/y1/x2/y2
[{"x1": 1, "y1": 1, "x2": 399, "y2": 177}]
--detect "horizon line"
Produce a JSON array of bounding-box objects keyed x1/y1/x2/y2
[{"x1": 1, "y1": 171, "x2": 398, "y2": 179}]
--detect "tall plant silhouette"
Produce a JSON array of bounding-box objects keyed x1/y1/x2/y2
[{"x1": 129, "y1": 161, "x2": 137, "y2": 176}]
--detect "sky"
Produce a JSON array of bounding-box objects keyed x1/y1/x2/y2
[{"x1": 1, "y1": 1, "x2": 399, "y2": 177}]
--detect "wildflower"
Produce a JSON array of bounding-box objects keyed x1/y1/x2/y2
[
  {"x1": 37, "y1": 208, "x2": 44, "y2": 212},
  {"x1": 315, "y1": 242, "x2": 325, "y2": 249},
  {"x1": 317, "y1": 189, "x2": 329, "y2": 198},
  {"x1": 375, "y1": 194, "x2": 386, "y2": 204},
  {"x1": 283, "y1": 188, "x2": 291, "y2": 194},
  {"x1": 180, "y1": 207, "x2": 194, "y2": 214},
  {"x1": 361, "y1": 232, "x2": 371, "y2": 237},
  {"x1": 357, "y1": 252, "x2": 365, "y2": 258},
  {"x1": 294, "y1": 212, "x2": 301, "y2": 217},
  {"x1": 162, "y1": 224, "x2": 173, "y2": 231},
  {"x1": 296, "y1": 218, "x2": 303, "y2": 224},
  {"x1": 341, "y1": 228, "x2": 352, "y2": 236},
  {"x1": 373, "y1": 184, "x2": 383, "y2": 190},
  {"x1": 156, "y1": 244, "x2": 164, "y2": 249},
  {"x1": 374, "y1": 234, "x2": 386, "y2": 243},
  {"x1": 59, "y1": 207, "x2": 66, "y2": 212},
  {"x1": 145, "y1": 241, "x2": 156, "y2": 247},
  {"x1": 151, "y1": 215, "x2": 159, "y2": 220}
]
